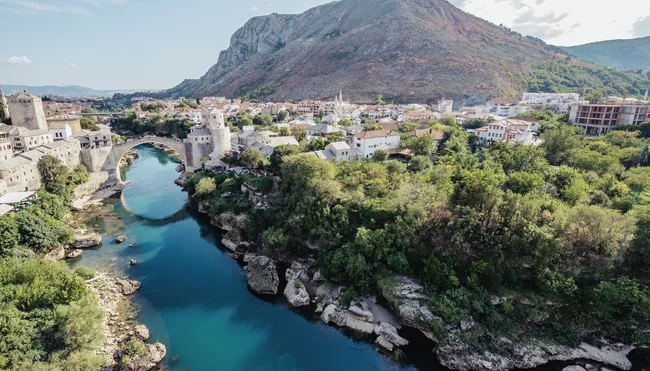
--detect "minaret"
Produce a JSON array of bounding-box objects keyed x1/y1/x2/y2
[
  {"x1": 644, "y1": 89, "x2": 648, "y2": 102},
  {"x1": 0, "y1": 87, "x2": 9, "y2": 120}
]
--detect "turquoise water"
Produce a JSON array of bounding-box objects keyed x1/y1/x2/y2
[{"x1": 75, "y1": 145, "x2": 439, "y2": 371}]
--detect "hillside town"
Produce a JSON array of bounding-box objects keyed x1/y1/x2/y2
[{"x1": 2, "y1": 87, "x2": 649, "y2": 209}]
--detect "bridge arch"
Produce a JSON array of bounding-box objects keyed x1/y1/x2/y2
[{"x1": 109, "y1": 137, "x2": 193, "y2": 182}]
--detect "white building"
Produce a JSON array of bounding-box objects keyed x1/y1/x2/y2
[
  {"x1": 353, "y1": 129, "x2": 401, "y2": 159},
  {"x1": 310, "y1": 141, "x2": 352, "y2": 161},
  {"x1": 183, "y1": 108, "x2": 232, "y2": 168},
  {"x1": 49, "y1": 122, "x2": 73, "y2": 141},
  {"x1": 9, "y1": 126, "x2": 53, "y2": 151},
  {"x1": 475, "y1": 119, "x2": 537, "y2": 146},
  {"x1": 437, "y1": 99, "x2": 453, "y2": 113},
  {"x1": 521, "y1": 93, "x2": 585, "y2": 114},
  {"x1": 251, "y1": 136, "x2": 300, "y2": 158}
]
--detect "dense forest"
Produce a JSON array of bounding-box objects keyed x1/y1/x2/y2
[{"x1": 185, "y1": 113, "x2": 650, "y2": 351}]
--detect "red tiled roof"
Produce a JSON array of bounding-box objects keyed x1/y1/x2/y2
[{"x1": 355, "y1": 129, "x2": 400, "y2": 139}]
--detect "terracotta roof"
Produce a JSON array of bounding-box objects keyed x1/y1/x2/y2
[
  {"x1": 409, "y1": 129, "x2": 444, "y2": 140},
  {"x1": 355, "y1": 129, "x2": 400, "y2": 139}
]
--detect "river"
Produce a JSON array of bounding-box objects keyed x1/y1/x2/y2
[{"x1": 73, "y1": 145, "x2": 442, "y2": 371}]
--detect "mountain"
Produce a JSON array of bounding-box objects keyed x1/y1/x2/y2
[
  {"x1": 166, "y1": 0, "x2": 563, "y2": 105},
  {"x1": 563, "y1": 37, "x2": 650, "y2": 71},
  {"x1": 0, "y1": 85, "x2": 157, "y2": 98}
]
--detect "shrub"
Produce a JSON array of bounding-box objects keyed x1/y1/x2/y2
[{"x1": 75, "y1": 266, "x2": 96, "y2": 280}]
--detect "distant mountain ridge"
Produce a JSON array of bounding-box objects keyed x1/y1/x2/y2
[
  {"x1": 0, "y1": 84, "x2": 158, "y2": 98},
  {"x1": 562, "y1": 37, "x2": 650, "y2": 71},
  {"x1": 165, "y1": 0, "x2": 563, "y2": 105}
]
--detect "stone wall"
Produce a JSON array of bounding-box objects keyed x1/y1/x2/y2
[
  {"x1": 7, "y1": 95, "x2": 48, "y2": 131},
  {"x1": 81, "y1": 146, "x2": 115, "y2": 173},
  {"x1": 184, "y1": 141, "x2": 212, "y2": 169}
]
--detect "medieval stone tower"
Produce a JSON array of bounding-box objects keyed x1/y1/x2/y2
[
  {"x1": 183, "y1": 108, "x2": 231, "y2": 169},
  {"x1": 7, "y1": 92, "x2": 48, "y2": 130}
]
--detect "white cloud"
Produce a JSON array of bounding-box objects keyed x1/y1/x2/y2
[
  {"x1": 249, "y1": 6, "x2": 258, "y2": 11},
  {"x1": 1, "y1": 56, "x2": 32, "y2": 64},
  {"x1": 632, "y1": 16, "x2": 650, "y2": 38},
  {"x1": 450, "y1": 0, "x2": 650, "y2": 45},
  {"x1": 69, "y1": 62, "x2": 77, "y2": 67},
  {"x1": 0, "y1": 0, "x2": 126, "y2": 15}
]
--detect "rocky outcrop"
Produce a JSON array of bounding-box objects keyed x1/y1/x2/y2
[
  {"x1": 67, "y1": 249, "x2": 84, "y2": 258},
  {"x1": 382, "y1": 275, "x2": 437, "y2": 341},
  {"x1": 374, "y1": 322, "x2": 409, "y2": 349},
  {"x1": 117, "y1": 279, "x2": 142, "y2": 295},
  {"x1": 116, "y1": 236, "x2": 127, "y2": 243},
  {"x1": 120, "y1": 342, "x2": 166, "y2": 371},
  {"x1": 73, "y1": 231, "x2": 102, "y2": 248},
  {"x1": 284, "y1": 267, "x2": 310, "y2": 307},
  {"x1": 44, "y1": 245, "x2": 65, "y2": 262},
  {"x1": 321, "y1": 304, "x2": 347, "y2": 327},
  {"x1": 221, "y1": 228, "x2": 243, "y2": 252},
  {"x1": 134, "y1": 325, "x2": 150, "y2": 341},
  {"x1": 119, "y1": 149, "x2": 139, "y2": 168},
  {"x1": 436, "y1": 339, "x2": 633, "y2": 371},
  {"x1": 245, "y1": 256, "x2": 279, "y2": 295}
]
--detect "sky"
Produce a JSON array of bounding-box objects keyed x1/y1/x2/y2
[{"x1": 1, "y1": 0, "x2": 650, "y2": 90}]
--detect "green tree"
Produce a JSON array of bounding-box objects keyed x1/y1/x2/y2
[
  {"x1": 398, "y1": 122, "x2": 419, "y2": 133},
  {"x1": 0, "y1": 216, "x2": 19, "y2": 254},
  {"x1": 240, "y1": 147, "x2": 264, "y2": 169},
  {"x1": 195, "y1": 177, "x2": 217, "y2": 197},
  {"x1": 270, "y1": 144, "x2": 301, "y2": 171},
  {"x1": 79, "y1": 117, "x2": 99, "y2": 131},
  {"x1": 542, "y1": 125, "x2": 584, "y2": 165},
  {"x1": 15, "y1": 211, "x2": 57, "y2": 252},
  {"x1": 338, "y1": 118, "x2": 353, "y2": 127},
  {"x1": 408, "y1": 155, "x2": 432, "y2": 172},
  {"x1": 292, "y1": 127, "x2": 307, "y2": 142},
  {"x1": 624, "y1": 167, "x2": 650, "y2": 202},
  {"x1": 410, "y1": 135, "x2": 437, "y2": 156},
  {"x1": 374, "y1": 94, "x2": 385, "y2": 106},
  {"x1": 585, "y1": 91, "x2": 605, "y2": 104},
  {"x1": 277, "y1": 110, "x2": 289, "y2": 122},
  {"x1": 372, "y1": 149, "x2": 389, "y2": 162}
]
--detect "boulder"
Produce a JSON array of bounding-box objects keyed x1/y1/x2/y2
[
  {"x1": 73, "y1": 232, "x2": 102, "y2": 248},
  {"x1": 121, "y1": 342, "x2": 166, "y2": 371},
  {"x1": 312, "y1": 270, "x2": 325, "y2": 282},
  {"x1": 460, "y1": 316, "x2": 475, "y2": 331},
  {"x1": 116, "y1": 236, "x2": 127, "y2": 243},
  {"x1": 44, "y1": 245, "x2": 65, "y2": 262},
  {"x1": 382, "y1": 275, "x2": 437, "y2": 341},
  {"x1": 67, "y1": 249, "x2": 83, "y2": 258},
  {"x1": 562, "y1": 367, "x2": 587, "y2": 371},
  {"x1": 134, "y1": 324, "x2": 150, "y2": 341},
  {"x1": 130, "y1": 259, "x2": 137, "y2": 265},
  {"x1": 345, "y1": 314, "x2": 375, "y2": 334},
  {"x1": 197, "y1": 200, "x2": 210, "y2": 214},
  {"x1": 348, "y1": 305, "x2": 374, "y2": 322},
  {"x1": 117, "y1": 279, "x2": 142, "y2": 295},
  {"x1": 375, "y1": 322, "x2": 409, "y2": 347},
  {"x1": 245, "y1": 256, "x2": 279, "y2": 295},
  {"x1": 321, "y1": 304, "x2": 347, "y2": 327},
  {"x1": 284, "y1": 268, "x2": 310, "y2": 307},
  {"x1": 376, "y1": 336, "x2": 395, "y2": 351},
  {"x1": 221, "y1": 229, "x2": 242, "y2": 252}
]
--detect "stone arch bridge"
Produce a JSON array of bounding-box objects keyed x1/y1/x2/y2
[{"x1": 107, "y1": 136, "x2": 194, "y2": 182}]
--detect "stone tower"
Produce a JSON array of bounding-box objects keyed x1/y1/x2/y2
[
  {"x1": 206, "y1": 108, "x2": 231, "y2": 155},
  {"x1": 7, "y1": 92, "x2": 47, "y2": 130},
  {"x1": 0, "y1": 87, "x2": 9, "y2": 120}
]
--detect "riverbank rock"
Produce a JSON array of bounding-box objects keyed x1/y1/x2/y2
[
  {"x1": 245, "y1": 256, "x2": 279, "y2": 295},
  {"x1": 221, "y1": 228, "x2": 242, "y2": 252},
  {"x1": 312, "y1": 270, "x2": 325, "y2": 282},
  {"x1": 134, "y1": 325, "x2": 150, "y2": 341},
  {"x1": 73, "y1": 231, "x2": 102, "y2": 248},
  {"x1": 67, "y1": 249, "x2": 83, "y2": 258},
  {"x1": 436, "y1": 340, "x2": 634, "y2": 371},
  {"x1": 284, "y1": 268, "x2": 310, "y2": 307},
  {"x1": 130, "y1": 259, "x2": 137, "y2": 266},
  {"x1": 197, "y1": 200, "x2": 210, "y2": 214},
  {"x1": 382, "y1": 275, "x2": 437, "y2": 341},
  {"x1": 349, "y1": 305, "x2": 374, "y2": 322},
  {"x1": 211, "y1": 212, "x2": 248, "y2": 232},
  {"x1": 44, "y1": 245, "x2": 65, "y2": 262},
  {"x1": 563, "y1": 366, "x2": 587, "y2": 371},
  {"x1": 321, "y1": 304, "x2": 347, "y2": 327},
  {"x1": 117, "y1": 279, "x2": 142, "y2": 295},
  {"x1": 116, "y1": 236, "x2": 127, "y2": 243},
  {"x1": 120, "y1": 342, "x2": 167, "y2": 371},
  {"x1": 345, "y1": 313, "x2": 375, "y2": 334},
  {"x1": 375, "y1": 322, "x2": 409, "y2": 348}
]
